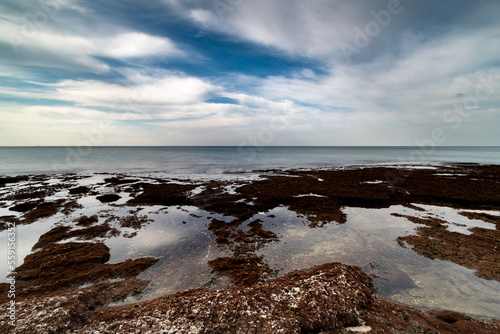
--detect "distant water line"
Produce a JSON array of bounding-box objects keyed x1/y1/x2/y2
[{"x1": 0, "y1": 146, "x2": 499, "y2": 176}]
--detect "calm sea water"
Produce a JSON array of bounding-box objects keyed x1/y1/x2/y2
[{"x1": 0, "y1": 146, "x2": 499, "y2": 176}]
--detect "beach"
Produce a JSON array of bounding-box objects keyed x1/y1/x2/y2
[
  {"x1": 3, "y1": 0, "x2": 500, "y2": 330},
  {"x1": 0, "y1": 164, "x2": 499, "y2": 333}
]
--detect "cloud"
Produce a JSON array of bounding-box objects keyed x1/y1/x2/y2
[
  {"x1": 1, "y1": 27, "x2": 183, "y2": 73},
  {"x1": 1, "y1": 0, "x2": 500, "y2": 146},
  {"x1": 49, "y1": 72, "x2": 220, "y2": 111},
  {"x1": 253, "y1": 23, "x2": 500, "y2": 110},
  {"x1": 188, "y1": 9, "x2": 219, "y2": 27},
  {"x1": 0, "y1": 72, "x2": 220, "y2": 120},
  {"x1": 175, "y1": 0, "x2": 368, "y2": 59},
  {"x1": 97, "y1": 32, "x2": 183, "y2": 59},
  {"x1": 169, "y1": 0, "x2": 500, "y2": 66},
  {"x1": 0, "y1": 2, "x2": 183, "y2": 73}
]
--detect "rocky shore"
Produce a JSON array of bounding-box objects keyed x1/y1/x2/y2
[{"x1": 0, "y1": 165, "x2": 499, "y2": 333}]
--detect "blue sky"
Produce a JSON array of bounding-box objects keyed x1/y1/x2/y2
[{"x1": 1, "y1": 0, "x2": 499, "y2": 146}]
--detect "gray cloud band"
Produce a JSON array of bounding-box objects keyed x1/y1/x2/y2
[{"x1": 340, "y1": 0, "x2": 411, "y2": 62}]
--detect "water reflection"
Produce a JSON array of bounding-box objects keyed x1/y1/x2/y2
[
  {"x1": 102, "y1": 203, "x2": 500, "y2": 317},
  {"x1": 258, "y1": 205, "x2": 500, "y2": 318}
]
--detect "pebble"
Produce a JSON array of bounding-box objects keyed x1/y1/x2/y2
[{"x1": 346, "y1": 325, "x2": 372, "y2": 332}]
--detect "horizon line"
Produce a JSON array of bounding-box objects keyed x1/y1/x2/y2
[{"x1": 1, "y1": 145, "x2": 500, "y2": 148}]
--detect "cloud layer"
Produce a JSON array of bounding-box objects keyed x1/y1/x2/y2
[{"x1": 0, "y1": 0, "x2": 499, "y2": 146}]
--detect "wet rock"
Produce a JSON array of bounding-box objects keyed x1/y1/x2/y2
[
  {"x1": 3, "y1": 261, "x2": 497, "y2": 333},
  {"x1": 459, "y1": 211, "x2": 500, "y2": 228},
  {"x1": 127, "y1": 183, "x2": 196, "y2": 206},
  {"x1": 1, "y1": 166, "x2": 500, "y2": 332},
  {"x1": 75, "y1": 214, "x2": 99, "y2": 227},
  {"x1": 74, "y1": 262, "x2": 375, "y2": 333},
  {"x1": 0, "y1": 215, "x2": 20, "y2": 231},
  {"x1": 104, "y1": 177, "x2": 140, "y2": 185},
  {"x1": 0, "y1": 175, "x2": 29, "y2": 186},
  {"x1": 208, "y1": 256, "x2": 264, "y2": 286},
  {"x1": 8, "y1": 201, "x2": 39, "y2": 212},
  {"x1": 69, "y1": 185, "x2": 91, "y2": 195},
  {"x1": 96, "y1": 194, "x2": 121, "y2": 203},
  {"x1": 0, "y1": 242, "x2": 158, "y2": 303},
  {"x1": 0, "y1": 279, "x2": 150, "y2": 334},
  {"x1": 395, "y1": 215, "x2": 500, "y2": 281},
  {"x1": 114, "y1": 214, "x2": 152, "y2": 229},
  {"x1": 32, "y1": 224, "x2": 118, "y2": 250},
  {"x1": 23, "y1": 199, "x2": 65, "y2": 222},
  {"x1": 361, "y1": 299, "x2": 500, "y2": 334}
]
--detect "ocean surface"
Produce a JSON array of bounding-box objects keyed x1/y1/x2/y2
[{"x1": 1, "y1": 146, "x2": 500, "y2": 176}]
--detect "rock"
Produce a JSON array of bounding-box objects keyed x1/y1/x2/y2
[{"x1": 96, "y1": 194, "x2": 121, "y2": 203}]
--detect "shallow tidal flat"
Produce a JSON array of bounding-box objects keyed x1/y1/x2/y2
[{"x1": 0, "y1": 165, "x2": 500, "y2": 333}]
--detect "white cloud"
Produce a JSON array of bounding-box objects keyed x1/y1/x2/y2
[
  {"x1": 188, "y1": 9, "x2": 219, "y2": 28},
  {"x1": 97, "y1": 32, "x2": 182, "y2": 59},
  {"x1": 50, "y1": 73, "x2": 220, "y2": 110},
  {"x1": 0, "y1": 9, "x2": 183, "y2": 73}
]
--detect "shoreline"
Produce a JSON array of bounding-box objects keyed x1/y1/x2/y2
[{"x1": 0, "y1": 165, "x2": 499, "y2": 332}]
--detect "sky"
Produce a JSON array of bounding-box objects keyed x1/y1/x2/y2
[{"x1": 0, "y1": 0, "x2": 499, "y2": 146}]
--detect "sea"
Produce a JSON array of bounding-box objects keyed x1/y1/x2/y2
[{"x1": 1, "y1": 146, "x2": 500, "y2": 176}]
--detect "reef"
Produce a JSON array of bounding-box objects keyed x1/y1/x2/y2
[
  {"x1": 1, "y1": 165, "x2": 500, "y2": 333},
  {"x1": 395, "y1": 213, "x2": 500, "y2": 281},
  {"x1": 2, "y1": 262, "x2": 498, "y2": 333}
]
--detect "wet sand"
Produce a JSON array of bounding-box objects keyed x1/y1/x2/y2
[{"x1": 0, "y1": 165, "x2": 499, "y2": 333}]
